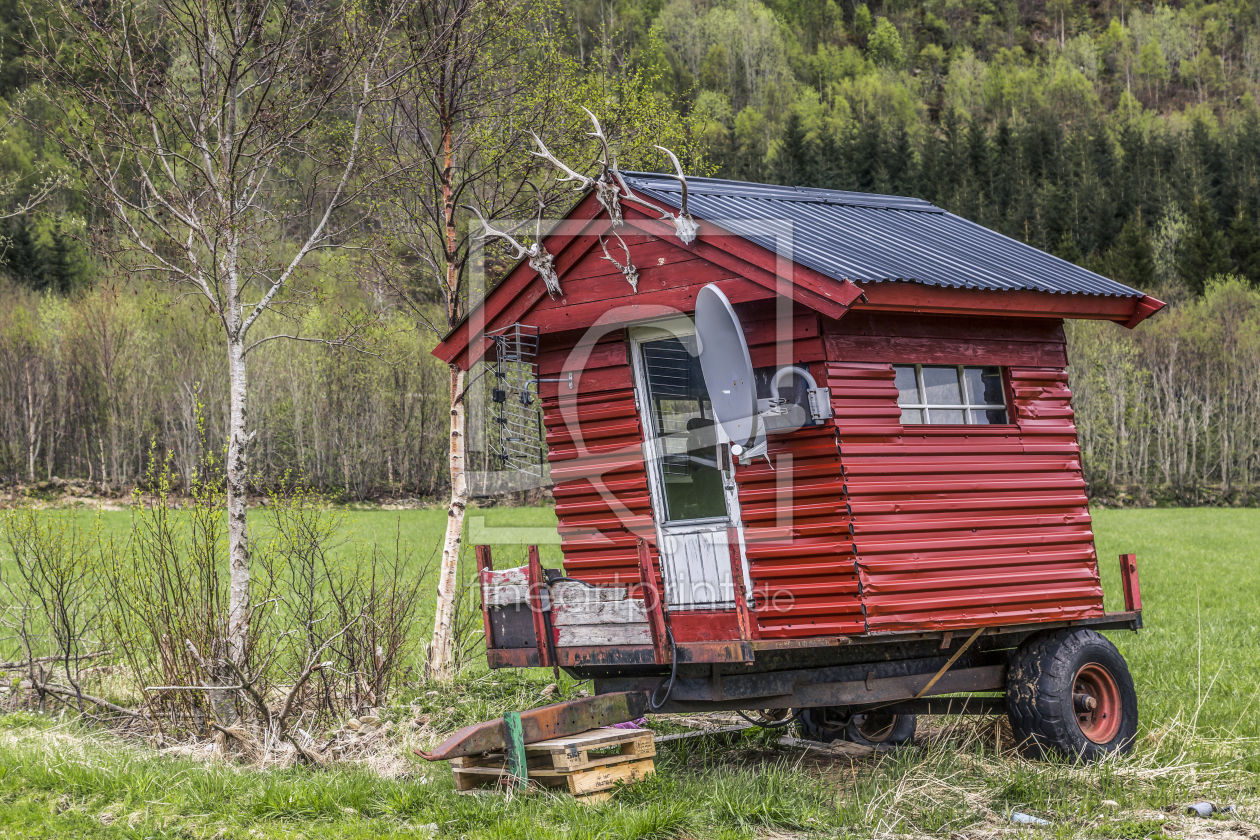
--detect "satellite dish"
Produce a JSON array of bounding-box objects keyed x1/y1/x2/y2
[{"x1": 695, "y1": 284, "x2": 757, "y2": 449}]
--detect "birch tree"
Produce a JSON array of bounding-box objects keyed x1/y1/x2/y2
[
  {"x1": 30, "y1": 0, "x2": 423, "y2": 667},
  {"x1": 375, "y1": 0, "x2": 701, "y2": 680}
]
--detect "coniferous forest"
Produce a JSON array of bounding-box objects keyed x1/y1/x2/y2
[{"x1": 2, "y1": 0, "x2": 1260, "y2": 502}]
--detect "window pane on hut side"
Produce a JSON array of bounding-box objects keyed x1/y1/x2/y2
[
  {"x1": 921, "y1": 365, "x2": 962, "y2": 406},
  {"x1": 894, "y1": 365, "x2": 920, "y2": 405},
  {"x1": 965, "y1": 366, "x2": 1005, "y2": 406},
  {"x1": 641, "y1": 336, "x2": 727, "y2": 522}
]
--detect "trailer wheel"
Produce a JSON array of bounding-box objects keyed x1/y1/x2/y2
[
  {"x1": 1006, "y1": 628, "x2": 1137, "y2": 761},
  {"x1": 796, "y1": 707, "x2": 916, "y2": 748}
]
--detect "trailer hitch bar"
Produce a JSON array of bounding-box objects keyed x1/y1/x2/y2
[{"x1": 414, "y1": 690, "x2": 650, "y2": 761}]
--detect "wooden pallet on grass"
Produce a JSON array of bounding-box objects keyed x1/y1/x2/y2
[{"x1": 450, "y1": 727, "x2": 655, "y2": 802}]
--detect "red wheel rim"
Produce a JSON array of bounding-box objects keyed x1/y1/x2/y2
[{"x1": 1073, "y1": 663, "x2": 1122, "y2": 744}]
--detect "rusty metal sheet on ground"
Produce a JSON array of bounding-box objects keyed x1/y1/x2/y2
[{"x1": 416, "y1": 690, "x2": 650, "y2": 761}]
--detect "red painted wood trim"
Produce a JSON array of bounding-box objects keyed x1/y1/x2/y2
[
  {"x1": 824, "y1": 334, "x2": 1067, "y2": 367},
  {"x1": 525, "y1": 278, "x2": 772, "y2": 334},
  {"x1": 1119, "y1": 553, "x2": 1142, "y2": 612},
  {"x1": 1123, "y1": 295, "x2": 1167, "y2": 328},
  {"x1": 476, "y1": 545, "x2": 496, "y2": 651},
  {"x1": 728, "y1": 527, "x2": 759, "y2": 641},
  {"x1": 668, "y1": 610, "x2": 742, "y2": 643},
  {"x1": 853, "y1": 282, "x2": 1150, "y2": 323},
  {"x1": 526, "y1": 545, "x2": 553, "y2": 668},
  {"x1": 637, "y1": 539, "x2": 671, "y2": 665}
]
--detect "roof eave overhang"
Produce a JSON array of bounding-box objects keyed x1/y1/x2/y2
[{"x1": 851, "y1": 281, "x2": 1166, "y2": 328}]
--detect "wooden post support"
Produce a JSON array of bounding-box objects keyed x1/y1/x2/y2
[
  {"x1": 502, "y1": 711, "x2": 529, "y2": 789},
  {"x1": 525, "y1": 545, "x2": 553, "y2": 668},
  {"x1": 637, "y1": 539, "x2": 671, "y2": 665},
  {"x1": 1119, "y1": 553, "x2": 1142, "y2": 612},
  {"x1": 475, "y1": 545, "x2": 495, "y2": 651}
]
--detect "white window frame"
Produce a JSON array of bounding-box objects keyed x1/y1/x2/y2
[{"x1": 895, "y1": 364, "x2": 1009, "y2": 425}]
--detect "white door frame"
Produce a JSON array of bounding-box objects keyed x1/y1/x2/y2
[{"x1": 629, "y1": 319, "x2": 752, "y2": 611}]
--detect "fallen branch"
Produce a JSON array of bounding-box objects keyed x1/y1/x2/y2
[
  {"x1": 40, "y1": 682, "x2": 142, "y2": 717},
  {"x1": 144, "y1": 684, "x2": 245, "y2": 692}
]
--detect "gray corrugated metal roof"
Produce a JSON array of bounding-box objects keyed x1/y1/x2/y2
[{"x1": 619, "y1": 171, "x2": 1142, "y2": 298}]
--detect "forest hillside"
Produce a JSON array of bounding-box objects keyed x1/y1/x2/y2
[{"x1": 1, "y1": 0, "x2": 1259, "y2": 502}]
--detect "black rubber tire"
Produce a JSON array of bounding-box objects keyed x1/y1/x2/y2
[
  {"x1": 796, "y1": 707, "x2": 846, "y2": 743},
  {"x1": 843, "y1": 711, "x2": 917, "y2": 748},
  {"x1": 1006, "y1": 627, "x2": 1138, "y2": 761},
  {"x1": 796, "y1": 707, "x2": 916, "y2": 748}
]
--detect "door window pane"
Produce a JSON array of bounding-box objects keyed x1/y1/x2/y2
[{"x1": 641, "y1": 336, "x2": 728, "y2": 522}]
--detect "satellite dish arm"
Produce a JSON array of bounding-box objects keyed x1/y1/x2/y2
[{"x1": 768, "y1": 366, "x2": 818, "y2": 403}]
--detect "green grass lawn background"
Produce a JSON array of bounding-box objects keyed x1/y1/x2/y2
[{"x1": 53, "y1": 504, "x2": 1260, "y2": 739}]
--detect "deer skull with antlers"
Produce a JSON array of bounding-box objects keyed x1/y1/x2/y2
[
  {"x1": 599, "y1": 231, "x2": 639, "y2": 293},
  {"x1": 613, "y1": 147, "x2": 701, "y2": 246},
  {"x1": 529, "y1": 107, "x2": 625, "y2": 226},
  {"x1": 653, "y1": 146, "x2": 700, "y2": 244},
  {"x1": 465, "y1": 204, "x2": 562, "y2": 298}
]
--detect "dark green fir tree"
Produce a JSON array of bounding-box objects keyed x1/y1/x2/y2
[
  {"x1": 1107, "y1": 213, "x2": 1156, "y2": 289},
  {"x1": 1226, "y1": 206, "x2": 1260, "y2": 286},
  {"x1": 1177, "y1": 199, "x2": 1231, "y2": 295},
  {"x1": 1, "y1": 216, "x2": 43, "y2": 290}
]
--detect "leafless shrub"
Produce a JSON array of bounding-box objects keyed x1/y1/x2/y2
[
  {"x1": 265, "y1": 487, "x2": 429, "y2": 721},
  {"x1": 0, "y1": 508, "x2": 107, "y2": 713}
]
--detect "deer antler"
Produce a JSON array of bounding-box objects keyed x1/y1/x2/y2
[
  {"x1": 464, "y1": 204, "x2": 532, "y2": 259},
  {"x1": 599, "y1": 231, "x2": 639, "y2": 293},
  {"x1": 529, "y1": 132, "x2": 594, "y2": 190},
  {"x1": 652, "y1": 146, "x2": 700, "y2": 245},
  {"x1": 581, "y1": 106, "x2": 612, "y2": 178},
  {"x1": 465, "y1": 203, "x2": 563, "y2": 298}
]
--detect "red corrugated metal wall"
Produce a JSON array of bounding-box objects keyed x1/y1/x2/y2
[
  {"x1": 540, "y1": 330, "x2": 657, "y2": 588},
  {"x1": 734, "y1": 419, "x2": 865, "y2": 638},
  {"x1": 825, "y1": 354, "x2": 1104, "y2": 632}
]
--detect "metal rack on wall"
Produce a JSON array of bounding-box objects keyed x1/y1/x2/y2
[{"x1": 487, "y1": 323, "x2": 546, "y2": 478}]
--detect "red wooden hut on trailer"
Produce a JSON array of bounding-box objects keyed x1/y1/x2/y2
[{"x1": 429, "y1": 172, "x2": 1163, "y2": 761}]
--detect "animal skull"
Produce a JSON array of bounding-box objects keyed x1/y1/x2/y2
[
  {"x1": 465, "y1": 204, "x2": 563, "y2": 298},
  {"x1": 599, "y1": 231, "x2": 639, "y2": 293}
]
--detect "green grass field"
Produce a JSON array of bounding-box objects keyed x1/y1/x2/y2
[{"x1": 0, "y1": 506, "x2": 1257, "y2": 838}]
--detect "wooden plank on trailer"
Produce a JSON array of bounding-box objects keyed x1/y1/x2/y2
[
  {"x1": 483, "y1": 584, "x2": 530, "y2": 607},
  {"x1": 552, "y1": 599, "x2": 648, "y2": 626},
  {"x1": 484, "y1": 567, "x2": 529, "y2": 587},
  {"x1": 556, "y1": 623, "x2": 653, "y2": 646},
  {"x1": 550, "y1": 583, "x2": 628, "y2": 604}
]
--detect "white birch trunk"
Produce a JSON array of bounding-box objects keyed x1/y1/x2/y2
[
  {"x1": 427, "y1": 365, "x2": 467, "y2": 681},
  {"x1": 225, "y1": 330, "x2": 251, "y2": 667}
]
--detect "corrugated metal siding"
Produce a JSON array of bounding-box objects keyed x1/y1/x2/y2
[
  {"x1": 619, "y1": 171, "x2": 1142, "y2": 299},
  {"x1": 733, "y1": 405, "x2": 865, "y2": 638},
  {"x1": 541, "y1": 344, "x2": 657, "y2": 588},
  {"x1": 827, "y1": 362, "x2": 1104, "y2": 632}
]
